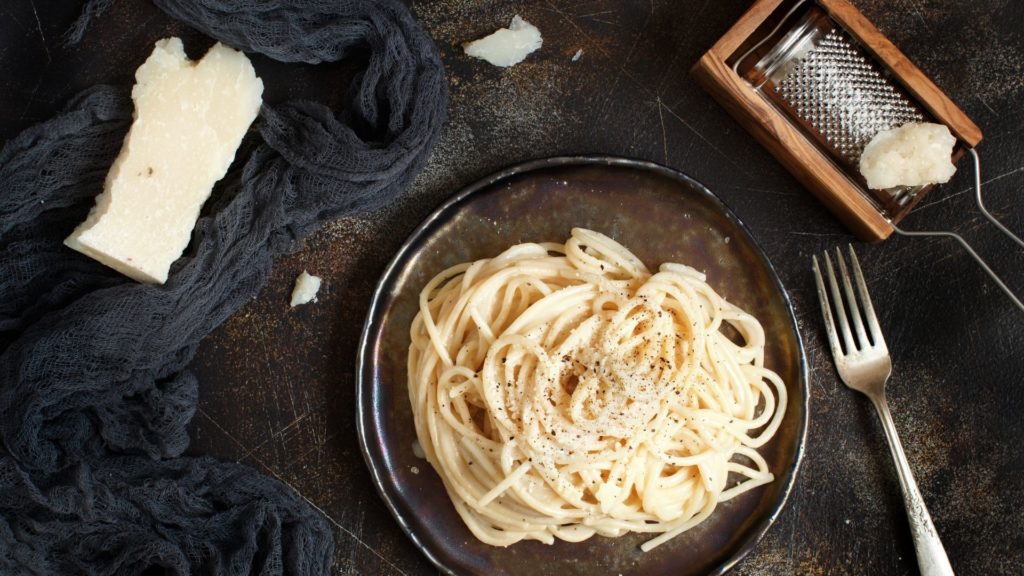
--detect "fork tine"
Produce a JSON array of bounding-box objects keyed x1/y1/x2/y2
[
  {"x1": 812, "y1": 256, "x2": 844, "y2": 360},
  {"x1": 846, "y1": 245, "x2": 887, "y2": 350},
  {"x1": 822, "y1": 250, "x2": 857, "y2": 354},
  {"x1": 834, "y1": 246, "x2": 870, "y2": 349}
]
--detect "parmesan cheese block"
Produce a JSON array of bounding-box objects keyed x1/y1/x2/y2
[{"x1": 65, "y1": 37, "x2": 263, "y2": 284}]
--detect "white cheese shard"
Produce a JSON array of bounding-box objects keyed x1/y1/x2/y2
[
  {"x1": 463, "y1": 15, "x2": 542, "y2": 68},
  {"x1": 64, "y1": 37, "x2": 264, "y2": 284},
  {"x1": 859, "y1": 122, "x2": 957, "y2": 190},
  {"x1": 290, "y1": 271, "x2": 321, "y2": 307}
]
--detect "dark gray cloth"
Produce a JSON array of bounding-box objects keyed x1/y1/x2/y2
[{"x1": 0, "y1": 1, "x2": 447, "y2": 573}]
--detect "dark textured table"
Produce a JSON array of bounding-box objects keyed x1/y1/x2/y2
[{"x1": 3, "y1": 1, "x2": 1023, "y2": 574}]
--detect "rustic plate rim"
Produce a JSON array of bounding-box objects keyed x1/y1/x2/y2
[{"x1": 355, "y1": 155, "x2": 809, "y2": 576}]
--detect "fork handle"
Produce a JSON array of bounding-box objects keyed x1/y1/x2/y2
[{"x1": 871, "y1": 394, "x2": 955, "y2": 576}]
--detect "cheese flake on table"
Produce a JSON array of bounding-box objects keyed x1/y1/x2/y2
[
  {"x1": 64, "y1": 37, "x2": 264, "y2": 284},
  {"x1": 290, "y1": 271, "x2": 322, "y2": 307},
  {"x1": 463, "y1": 15, "x2": 542, "y2": 68}
]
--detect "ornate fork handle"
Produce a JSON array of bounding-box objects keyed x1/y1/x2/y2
[{"x1": 870, "y1": 392, "x2": 954, "y2": 576}]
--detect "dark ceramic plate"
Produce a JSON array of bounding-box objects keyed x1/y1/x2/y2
[{"x1": 356, "y1": 157, "x2": 808, "y2": 576}]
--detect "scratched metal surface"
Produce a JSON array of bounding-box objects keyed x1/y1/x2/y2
[{"x1": 2, "y1": 1, "x2": 1023, "y2": 575}]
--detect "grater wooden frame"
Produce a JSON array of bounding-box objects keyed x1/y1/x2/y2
[{"x1": 692, "y1": 0, "x2": 982, "y2": 241}]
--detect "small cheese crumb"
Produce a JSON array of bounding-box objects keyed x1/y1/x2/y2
[
  {"x1": 290, "y1": 271, "x2": 321, "y2": 307},
  {"x1": 411, "y1": 440, "x2": 426, "y2": 459},
  {"x1": 65, "y1": 37, "x2": 263, "y2": 283},
  {"x1": 463, "y1": 15, "x2": 542, "y2": 67},
  {"x1": 410, "y1": 466, "x2": 420, "y2": 475},
  {"x1": 859, "y1": 122, "x2": 957, "y2": 190}
]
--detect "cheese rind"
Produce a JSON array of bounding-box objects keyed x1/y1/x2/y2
[{"x1": 65, "y1": 37, "x2": 264, "y2": 284}]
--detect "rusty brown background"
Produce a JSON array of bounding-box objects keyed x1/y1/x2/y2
[{"x1": 3, "y1": 1, "x2": 1023, "y2": 574}]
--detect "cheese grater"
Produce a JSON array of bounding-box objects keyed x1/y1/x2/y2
[
  {"x1": 693, "y1": 0, "x2": 1024, "y2": 310},
  {"x1": 743, "y1": 10, "x2": 927, "y2": 217}
]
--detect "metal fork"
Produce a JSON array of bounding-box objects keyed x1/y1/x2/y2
[{"x1": 813, "y1": 246, "x2": 955, "y2": 576}]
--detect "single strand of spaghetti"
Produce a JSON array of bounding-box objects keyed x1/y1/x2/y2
[
  {"x1": 736, "y1": 444, "x2": 772, "y2": 468},
  {"x1": 720, "y1": 460, "x2": 773, "y2": 490},
  {"x1": 589, "y1": 288, "x2": 626, "y2": 315},
  {"x1": 719, "y1": 477, "x2": 774, "y2": 503},
  {"x1": 438, "y1": 364, "x2": 477, "y2": 390},
  {"x1": 720, "y1": 313, "x2": 765, "y2": 365},
  {"x1": 720, "y1": 462, "x2": 775, "y2": 501}
]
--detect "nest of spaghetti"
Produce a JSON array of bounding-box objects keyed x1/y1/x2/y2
[{"x1": 408, "y1": 228, "x2": 786, "y2": 550}]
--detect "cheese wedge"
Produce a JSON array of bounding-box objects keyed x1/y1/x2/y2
[{"x1": 65, "y1": 37, "x2": 263, "y2": 284}]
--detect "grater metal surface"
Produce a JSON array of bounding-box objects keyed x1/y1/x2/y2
[{"x1": 775, "y1": 29, "x2": 926, "y2": 165}]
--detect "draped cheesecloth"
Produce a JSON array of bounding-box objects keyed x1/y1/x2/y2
[{"x1": 0, "y1": 1, "x2": 447, "y2": 573}]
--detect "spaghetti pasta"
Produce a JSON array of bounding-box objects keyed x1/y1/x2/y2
[{"x1": 407, "y1": 228, "x2": 786, "y2": 550}]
